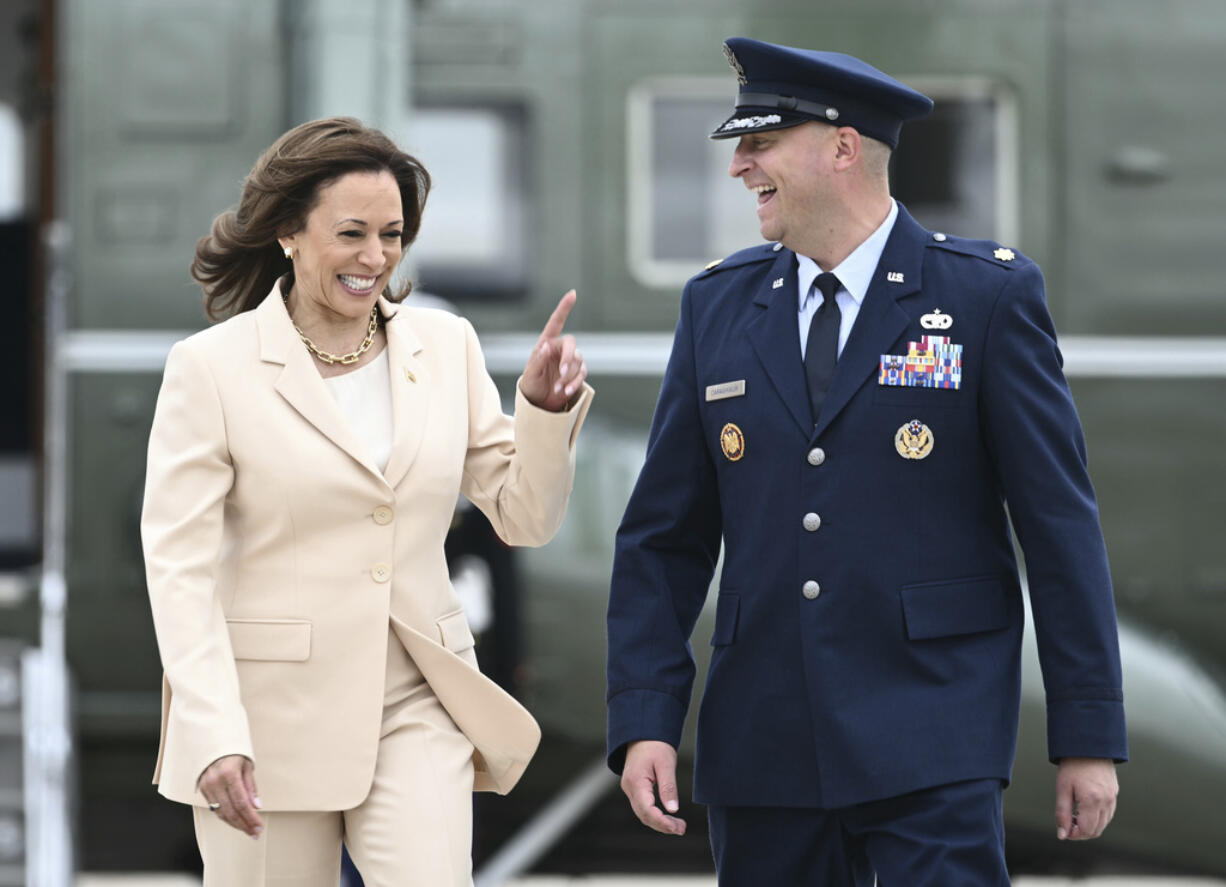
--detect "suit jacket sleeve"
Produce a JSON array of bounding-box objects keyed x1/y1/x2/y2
[
  {"x1": 458, "y1": 317, "x2": 593, "y2": 547},
  {"x1": 979, "y1": 262, "x2": 1128, "y2": 762},
  {"x1": 142, "y1": 340, "x2": 255, "y2": 785},
  {"x1": 606, "y1": 283, "x2": 723, "y2": 772}
]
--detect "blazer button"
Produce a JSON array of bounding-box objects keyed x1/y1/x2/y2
[
  {"x1": 373, "y1": 505, "x2": 394, "y2": 525},
  {"x1": 802, "y1": 580, "x2": 821, "y2": 600},
  {"x1": 371, "y1": 563, "x2": 391, "y2": 583},
  {"x1": 807, "y1": 447, "x2": 826, "y2": 466},
  {"x1": 802, "y1": 512, "x2": 821, "y2": 532}
]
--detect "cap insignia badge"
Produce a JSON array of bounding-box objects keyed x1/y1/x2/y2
[
  {"x1": 720, "y1": 422, "x2": 745, "y2": 462},
  {"x1": 994, "y1": 247, "x2": 1016, "y2": 262},
  {"x1": 895, "y1": 419, "x2": 934, "y2": 460},
  {"x1": 722, "y1": 43, "x2": 748, "y2": 85},
  {"x1": 920, "y1": 308, "x2": 952, "y2": 330}
]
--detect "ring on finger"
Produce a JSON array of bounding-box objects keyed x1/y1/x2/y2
[{"x1": 208, "y1": 801, "x2": 221, "y2": 812}]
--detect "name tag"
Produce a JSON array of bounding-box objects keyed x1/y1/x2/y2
[{"x1": 706, "y1": 380, "x2": 746, "y2": 401}]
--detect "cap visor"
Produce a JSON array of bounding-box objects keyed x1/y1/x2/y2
[{"x1": 709, "y1": 108, "x2": 810, "y2": 139}]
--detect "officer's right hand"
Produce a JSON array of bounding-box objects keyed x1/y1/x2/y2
[
  {"x1": 198, "y1": 754, "x2": 264, "y2": 838},
  {"x1": 621, "y1": 740, "x2": 686, "y2": 835}
]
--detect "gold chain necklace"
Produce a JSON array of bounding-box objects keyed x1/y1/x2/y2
[{"x1": 289, "y1": 303, "x2": 379, "y2": 365}]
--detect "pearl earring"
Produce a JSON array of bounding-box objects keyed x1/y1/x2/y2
[{"x1": 284, "y1": 246, "x2": 294, "y2": 260}]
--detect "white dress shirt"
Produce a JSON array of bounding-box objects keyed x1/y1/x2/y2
[
  {"x1": 323, "y1": 346, "x2": 394, "y2": 473},
  {"x1": 797, "y1": 198, "x2": 899, "y2": 360}
]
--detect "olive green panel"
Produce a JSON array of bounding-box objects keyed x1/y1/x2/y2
[
  {"x1": 1073, "y1": 377, "x2": 1226, "y2": 670},
  {"x1": 410, "y1": 2, "x2": 591, "y2": 336},
  {"x1": 1060, "y1": 0, "x2": 1226, "y2": 334},
  {"x1": 65, "y1": 373, "x2": 162, "y2": 701},
  {"x1": 60, "y1": 0, "x2": 286, "y2": 331}
]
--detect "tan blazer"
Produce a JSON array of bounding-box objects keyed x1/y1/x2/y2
[{"x1": 141, "y1": 283, "x2": 593, "y2": 810}]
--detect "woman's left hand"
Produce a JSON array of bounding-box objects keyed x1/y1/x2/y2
[{"x1": 521, "y1": 289, "x2": 588, "y2": 412}]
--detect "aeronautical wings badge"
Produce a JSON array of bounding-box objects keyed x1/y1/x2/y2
[
  {"x1": 894, "y1": 419, "x2": 934, "y2": 460},
  {"x1": 720, "y1": 422, "x2": 745, "y2": 461},
  {"x1": 920, "y1": 308, "x2": 952, "y2": 330}
]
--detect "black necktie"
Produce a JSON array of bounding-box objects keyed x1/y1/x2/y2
[{"x1": 804, "y1": 272, "x2": 842, "y2": 421}]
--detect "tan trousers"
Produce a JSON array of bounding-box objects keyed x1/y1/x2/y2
[{"x1": 193, "y1": 626, "x2": 476, "y2": 886}]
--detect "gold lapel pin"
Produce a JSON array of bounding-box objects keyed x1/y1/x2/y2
[
  {"x1": 720, "y1": 423, "x2": 745, "y2": 462},
  {"x1": 405, "y1": 369, "x2": 417, "y2": 383}
]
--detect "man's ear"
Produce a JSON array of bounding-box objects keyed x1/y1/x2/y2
[{"x1": 831, "y1": 126, "x2": 862, "y2": 172}]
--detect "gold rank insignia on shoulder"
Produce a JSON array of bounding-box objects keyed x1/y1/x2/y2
[
  {"x1": 720, "y1": 422, "x2": 745, "y2": 461},
  {"x1": 993, "y1": 247, "x2": 1016, "y2": 262},
  {"x1": 704, "y1": 258, "x2": 723, "y2": 270},
  {"x1": 895, "y1": 419, "x2": 934, "y2": 460}
]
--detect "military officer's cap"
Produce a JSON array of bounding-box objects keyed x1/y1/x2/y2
[{"x1": 710, "y1": 37, "x2": 934, "y2": 148}]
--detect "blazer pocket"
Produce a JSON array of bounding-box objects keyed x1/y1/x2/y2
[
  {"x1": 710, "y1": 592, "x2": 741, "y2": 646},
  {"x1": 900, "y1": 576, "x2": 1009, "y2": 641},
  {"x1": 873, "y1": 385, "x2": 962, "y2": 408},
  {"x1": 226, "y1": 618, "x2": 312, "y2": 661},
  {"x1": 436, "y1": 608, "x2": 476, "y2": 653}
]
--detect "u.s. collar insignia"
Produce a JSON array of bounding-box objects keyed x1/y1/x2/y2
[
  {"x1": 920, "y1": 308, "x2": 952, "y2": 330},
  {"x1": 720, "y1": 422, "x2": 745, "y2": 461},
  {"x1": 722, "y1": 43, "x2": 748, "y2": 85},
  {"x1": 887, "y1": 271, "x2": 905, "y2": 283},
  {"x1": 895, "y1": 419, "x2": 934, "y2": 460},
  {"x1": 994, "y1": 247, "x2": 1016, "y2": 262}
]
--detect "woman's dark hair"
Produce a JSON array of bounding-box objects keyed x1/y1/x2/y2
[{"x1": 191, "y1": 117, "x2": 431, "y2": 319}]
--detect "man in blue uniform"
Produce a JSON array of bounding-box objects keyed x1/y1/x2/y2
[{"x1": 606, "y1": 37, "x2": 1127, "y2": 885}]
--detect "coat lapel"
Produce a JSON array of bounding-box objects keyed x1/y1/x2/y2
[
  {"x1": 813, "y1": 205, "x2": 927, "y2": 439},
  {"x1": 380, "y1": 298, "x2": 431, "y2": 490},
  {"x1": 747, "y1": 248, "x2": 813, "y2": 437},
  {"x1": 255, "y1": 285, "x2": 386, "y2": 484}
]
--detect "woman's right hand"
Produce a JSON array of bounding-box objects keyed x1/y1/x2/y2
[{"x1": 198, "y1": 754, "x2": 264, "y2": 837}]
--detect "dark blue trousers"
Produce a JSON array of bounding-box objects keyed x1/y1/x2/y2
[{"x1": 708, "y1": 778, "x2": 1009, "y2": 886}]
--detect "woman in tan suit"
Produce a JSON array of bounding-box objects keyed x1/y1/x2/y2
[{"x1": 141, "y1": 117, "x2": 593, "y2": 885}]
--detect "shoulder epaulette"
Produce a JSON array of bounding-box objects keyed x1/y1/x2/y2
[
  {"x1": 926, "y1": 231, "x2": 1032, "y2": 269},
  {"x1": 693, "y1": 242, "x2": 781, "y2": 279}
]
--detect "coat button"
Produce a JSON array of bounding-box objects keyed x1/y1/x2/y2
[
  {"x1": 802, "y1": 580, "x2": 821, "y2": 600},
  {"x1": 803, "y1": 513, "x2": 821, "y2": 532},
  {"x1": 373, "y1": 505, "x2": 394, "y2": 525},
  {"x1": 807, "y1": 447, "x2": 826, "y2": 466},
  {"x1": 371, "y1": 563, "x2": 391, "y2": 583}
]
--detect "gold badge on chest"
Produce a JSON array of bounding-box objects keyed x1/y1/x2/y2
[
  {"x1": 895, "y1": 419, "x2": 934, "y2": 460},
  {"x1": 720, "y1": 423, "x2": 745, "y2": 462}
]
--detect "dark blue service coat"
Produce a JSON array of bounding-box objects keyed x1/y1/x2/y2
[{"x1": 606, "y1": 204, "x2": 1127, "y2": 809}]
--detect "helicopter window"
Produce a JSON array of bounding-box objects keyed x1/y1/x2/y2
[
  {"x1": 0, "y1": 104, "x2": 20, "y2": 221},
  {"x1": 627, "y1": 78, "x2": 1017, "y2": 287},
  {"x1": 399, "y1": 104, "x2": 529, "y2": 302}
]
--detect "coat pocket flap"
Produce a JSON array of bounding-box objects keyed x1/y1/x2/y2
[
  {"x1": 226, "y1": 618, "x2": 312, "y2": 661},
  {"x1": 710, "y1": 592, "x2": 741, "y2": 646},
  {"x1": 901, "y1": 577, "x2": 1009, "y2": 640},
  {"x1": 436, "y1": 609, "x2": 476, "y2": 653}
]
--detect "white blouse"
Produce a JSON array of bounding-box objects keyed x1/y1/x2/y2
[{"x1": 322, "y1": 347, "x2": 394, "y2": 473}]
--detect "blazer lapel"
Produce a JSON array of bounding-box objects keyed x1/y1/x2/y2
[
  {"x1": 255, "y1": 286, "x2": 386, "y2": 483},
  {"x1": 813, "y1": 205, "x2": 927, "y2": 439},
  {"x1": 747, "y1": 248, "x2": 813, "y2": 437},
  {"x1": 380, "y1": 298, "x2": 430, "y2": 490}
]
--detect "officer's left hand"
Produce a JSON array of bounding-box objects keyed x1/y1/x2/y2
[
  {"x1": 1054, "y1": 757, "x2": 1118, "y2": 840},
  {"x1": 521, "y1": 289, "x2": 587, "y2": 412}
]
